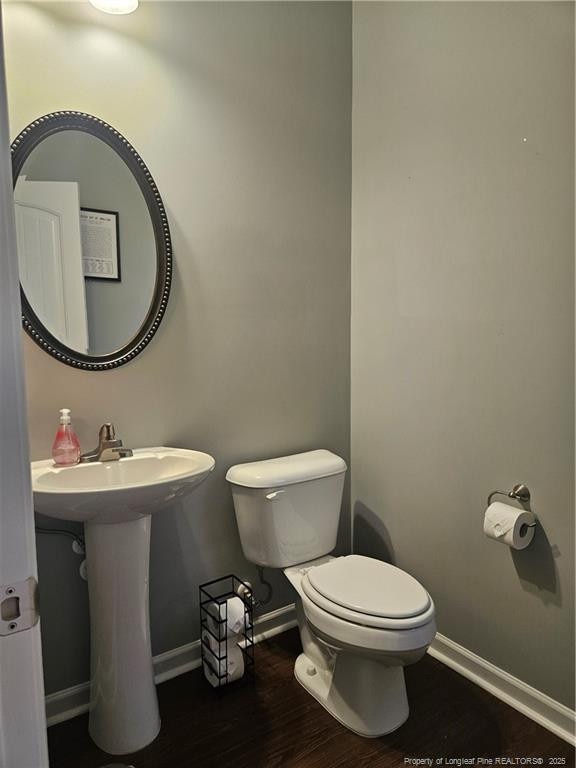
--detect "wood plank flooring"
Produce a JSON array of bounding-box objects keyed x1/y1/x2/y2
[{"x1": 48, "y1": 630, "x2": 575, "y2": 768}]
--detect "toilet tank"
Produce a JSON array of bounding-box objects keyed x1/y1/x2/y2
[{"x1": 226, "y1": 450, "x2": 347, "y2": 568}]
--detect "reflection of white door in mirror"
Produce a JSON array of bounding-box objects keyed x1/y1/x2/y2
[{"x1": 14, "y1": 178, "x2": 88, "y2": 353}]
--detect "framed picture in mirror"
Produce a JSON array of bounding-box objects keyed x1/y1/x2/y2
[{"x1": 80, "y1": 208, "x2": 121, "y2": 281}]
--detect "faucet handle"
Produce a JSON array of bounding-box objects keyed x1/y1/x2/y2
[{"x1": 99, "y1": 423, "x2": 116, "y2": 442}]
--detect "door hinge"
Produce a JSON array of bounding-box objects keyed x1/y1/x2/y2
[{"x1": 0, "y1": 577, "x2": 39, "y2": 636}]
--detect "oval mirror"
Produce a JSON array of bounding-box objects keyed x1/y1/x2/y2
[{"x1": 11, "y1": 112, "x2": 172, "y2": 370}]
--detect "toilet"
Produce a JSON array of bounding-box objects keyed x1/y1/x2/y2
[{"x1": 226, "y1": 449, "x2": 436, "y2": 737}]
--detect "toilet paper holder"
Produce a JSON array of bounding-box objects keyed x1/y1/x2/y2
[
  {"x1": 486, "y1": 483, "x2": 531, "y2": 508},
  {"x1": 199, "y1": 574, "x2": 255, "y2": 691}
]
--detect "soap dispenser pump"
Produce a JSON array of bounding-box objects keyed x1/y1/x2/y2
[{"x1": 52, "y1": 408, "x2": 81, "y2": 466}]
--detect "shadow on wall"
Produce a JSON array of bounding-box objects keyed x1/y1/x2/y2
[
  {"x1": 511, "y1": 519, "x2": 561, "y2": 608},
  {"x1": 352, "y1": 501, "x2": 396, "y2": 564},
  {"x1": 149, "y1": 473, "x2": 238, "y2": 655}
]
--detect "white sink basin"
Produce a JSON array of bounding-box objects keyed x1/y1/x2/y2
[
  {"x1": 32, "y1": 447, "x2": 215, "y2": 524},
  {"x1": 31, "y1": 446, "x2": 215, "y2": 755}
]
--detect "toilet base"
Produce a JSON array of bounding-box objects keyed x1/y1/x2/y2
[{"x1": 294, "y1": 651, "x2": 409, "y2": 738}]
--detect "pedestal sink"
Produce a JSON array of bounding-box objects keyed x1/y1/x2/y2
[{"x1": 31, "y1": 447, "x2": 215, "y2": 755}]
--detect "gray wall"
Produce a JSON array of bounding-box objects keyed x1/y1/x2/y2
[
  {"x1": 4, "y1": 1, "x2": 352, "y2": 695},
  {"x1": 352, "y1": 2, "x2": 574, "y2": 707},
  {"x1": 21, "y1": 130, "x2": 157, "y2": 354}
]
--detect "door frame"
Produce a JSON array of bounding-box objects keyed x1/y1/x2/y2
[{"x1": 0, "y1": 8, "x2": 49, "y2": 768}]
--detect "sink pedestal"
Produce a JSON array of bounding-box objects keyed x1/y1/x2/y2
[{"x1": 85, "y1": 517, "x2": 160, "y2": 755}]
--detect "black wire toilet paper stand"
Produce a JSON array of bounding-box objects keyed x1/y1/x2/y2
[{"x1": 199, "y1": 575, "x2": 255, "y2": 690}]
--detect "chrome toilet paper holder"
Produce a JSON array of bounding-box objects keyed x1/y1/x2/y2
[{"x1": 486, "y1": 483, "x2": 531, "y2": 508}]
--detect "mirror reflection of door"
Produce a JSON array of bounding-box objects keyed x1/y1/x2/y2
[{"x1": 14, "y1": 178, "x2": 89, "y2": 352}]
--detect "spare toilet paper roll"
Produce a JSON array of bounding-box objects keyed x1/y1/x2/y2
[
  {"x1": 205, "y1": 597, "x2": 251, "y2": 638},
  {"x1": 203, "y1": 628, "x2": 220, "y2": 656},
  {"x1": 483, "y1": 501, "x2": 536, "y2": 550},
  {"x1": 202, "y1": 632, "x2": 245, "y2": 687}
]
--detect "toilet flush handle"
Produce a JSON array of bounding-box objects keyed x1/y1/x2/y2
[{"x1": 265, "y1": 489, "x2": 286, "y2": 500}]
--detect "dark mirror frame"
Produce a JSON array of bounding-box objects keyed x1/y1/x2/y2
[{"x1": 11, "y1": 111, "x2": 172, "y2": 370}]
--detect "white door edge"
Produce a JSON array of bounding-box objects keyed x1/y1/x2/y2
[{"x1": 0, "y1": 10, "x2": 49, "y2": 768}]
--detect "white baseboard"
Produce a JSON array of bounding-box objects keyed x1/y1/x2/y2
[
  {"x1": 428, "y1": 633, "x2": 576, "y2": 746},
  {"x1": 45, "y1": 603, "x2": 297, "y2": 728},
  {"x1": 45, "y1": 681, "x2": 92, "y2": 729},
  {"x1": 46, "y1": 609, "x2": 575, "y2": 748}
]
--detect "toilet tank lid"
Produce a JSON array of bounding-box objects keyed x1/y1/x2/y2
[{"x1": 226, "y1": 450, "x2": 347, "y2": 488}]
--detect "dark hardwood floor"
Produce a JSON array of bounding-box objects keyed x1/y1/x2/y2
[{"x1": 48, "y1": 630, "x2": 575, "y2": 768}]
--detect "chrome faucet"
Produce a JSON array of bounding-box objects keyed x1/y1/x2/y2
[{"x1": 79, "y1": 423, "x2": 134, "y2": 463}]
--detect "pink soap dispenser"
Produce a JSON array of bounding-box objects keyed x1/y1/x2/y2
[{"x1": 52, "y1": 408, "x2": 81, "y2": 466}]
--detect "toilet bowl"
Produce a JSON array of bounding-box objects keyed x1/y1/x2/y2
[
  {"x1": 226, "y1": 450, "x2": 436, "y2": 737},
  {"x1": 284, "y1": 555, "x2": 436, "y2": 736}
]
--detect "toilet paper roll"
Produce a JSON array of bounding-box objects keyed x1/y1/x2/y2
[
  {"x1": 483, "y1": 501, "x2": 536, "y2": 550},
  {"x1": 202, "y1": 632, "x2": 245, "y2": 687},
  {"x1": 205, "y1": 597, "x2": 251, "y2": 639},
  {"x1": 202, "y1": 629, "x2": 221, "y2": 657}
]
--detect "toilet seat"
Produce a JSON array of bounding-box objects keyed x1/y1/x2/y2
[
  {"x1": 300, "y1": 586, "x2": 436, "y2": 655},
  {"x1": 301, "y1": 555, "x2": 434, "y2": 630}
]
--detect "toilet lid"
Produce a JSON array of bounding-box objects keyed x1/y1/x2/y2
[{"x1": 306, "y1": 555, "x2": 431, "y2": 619}]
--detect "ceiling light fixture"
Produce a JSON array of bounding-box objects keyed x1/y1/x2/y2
[{"x1": 89, "y1": 0, "x2": 139, "y2": 14}]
